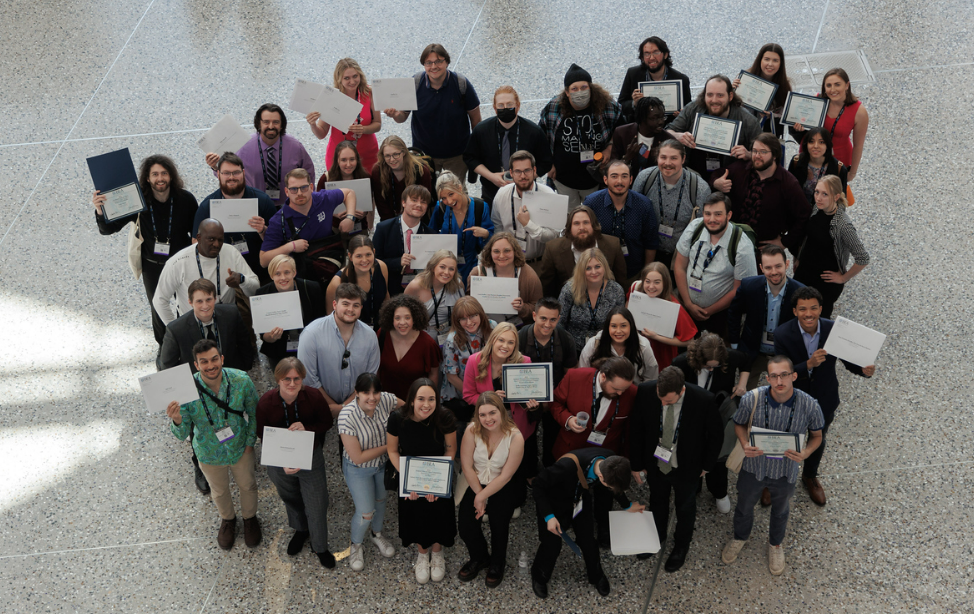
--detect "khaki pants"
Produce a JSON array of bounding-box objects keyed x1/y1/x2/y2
[
  {"x1": 432, "y1": 155, "x2": 467, "y2": 182},
  {"x1": 199, "y1": 448, "x2": 258, "y2": 520},
  {"x1": 551, "y1": 178, "x2": 598, "y2": 210}
]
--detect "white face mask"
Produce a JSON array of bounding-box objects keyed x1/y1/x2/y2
[{"x1": 569, "y1": 90, "x2": 591, "y2": 107}]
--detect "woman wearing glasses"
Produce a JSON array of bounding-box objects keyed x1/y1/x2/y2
[
  {"x1": 376, "y1": 294, "x2": 443, "y2": 402},
  {"x1": 371, "y1": 135, "x2": 434, "y2": 223},
  {"x1": 306, "y1": 58, "x2": 381, "y2": 173}
]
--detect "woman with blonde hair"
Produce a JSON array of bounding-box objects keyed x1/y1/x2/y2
[
  {"x1": 429, "y1": 171, "x2": 494, "y2": 280},
  {"x1": 306, "y1": 58, "x2": 381, "y2": 172},
  {"x1": 794, "y1": 174, "x2": 869, "y2": 318},
  {"x1": 255, "y1": 254, "x2": 327, "y2": 365},
  {"x1": 371, "y1": 135, "x2": 434, "y2": 222},
  {"x1": 557, "y1": 247, "x2": 626, "y2": 352},
  {"x1": 441, "y1": 296, "x2": 496, "y2": 426},
  {"x1": 404, "y1": 249, "x2": 465, "y2": 342},
  {"x1": 626, "y1": 261, "x2": 696, "y2": 370},
  {"x1": 468, "y1": 231, "x2": 542, "y2": 325}
]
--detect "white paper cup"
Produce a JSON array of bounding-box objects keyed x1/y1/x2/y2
[{"x1": 576, "y1": 412, "x2": 590, "y2": 428}]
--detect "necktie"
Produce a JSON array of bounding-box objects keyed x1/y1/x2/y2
[
  {"x1": 265, "y1": 145, "x2": 279, "y2": 190},
  {"x1": 203, "y1": 324, "x2": 214, "y2": 341},
  {"x1": 501, "y1": 131, "x2": 511, "y2": 174},
  {"x1": 658, "y1": 405, "x2": 676, "y2": 474}
]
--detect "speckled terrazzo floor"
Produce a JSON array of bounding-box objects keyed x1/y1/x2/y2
[{"x1": 1, "y1": 0, "x2": 972, "y2": 612}]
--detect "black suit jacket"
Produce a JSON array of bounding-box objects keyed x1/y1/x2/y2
[
  {"x1": 630, "y1": 382, "x2": 722, "y2": 478},
  {"x1": 671, "y1": 349, "x2": 751, "y2": 397},
  {"x1": 158, "y1": 304, "x2": 253, "y2": 372},
  {"x1": 773, "y1": 318, "x2": 868, "y2": 416},
  {"x1": 533, "y1": 447, "x2": 630, "y2": 522},
  {"x1": 372, "y1": 217, "x2": 435, "y2": 295},
  {"x1": 727, "y1": 275, "x2": 805, "y2": 365},
  {"x1": 462, "y1": 116, "x2": 553, "y2": 205},
  {"x1": 618, "y1": 65, "x2": 693, "y2": 121},
  {"x1": 537, "y1": 235, "x2": 629, "y2": 297}
]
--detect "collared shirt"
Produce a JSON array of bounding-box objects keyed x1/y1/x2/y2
[
  {"x1": 297, "y1": 315, "x2": 380, "y2": 404},
  {"x1": 412, "y1": 71, "x2": 481, "y2": 158},
  {"x1": 337, "y1": 392, "x2": 398, "y2": 468},
  {"x1": 490, "y1": 181, "x2": 558, "y2": 260},
  {"x1": 234, "y1": 133, "x2": 316, "y2": 207},
  {"x1": 262, "y1": 189, "x2": 345, "y2": 251},
  {"x1": 571, "y1": 239, "x2": 601, "y2": 264},
  {"x1": 662, "y1": 392, "x2": 685, "y2": 468},
  {"x1": 170, "y1": 368, "x2": 258, "y2": 466},
  {"x1": 762, "y1": 282, "x2": 785, "y2": 354},
  {"x1": 675, "y1": 218, "x2": 758, "y2": 309},
  {"x1": 587, "y1": 189, "x2": 660, "y2": 278},
  {"x1": 801, "y1": 320, "x2": 821, "y2": 360}
]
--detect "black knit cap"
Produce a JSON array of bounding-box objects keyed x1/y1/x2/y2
[{"x1": 564, "y1": 63, "x2": 592, "y2": 88}]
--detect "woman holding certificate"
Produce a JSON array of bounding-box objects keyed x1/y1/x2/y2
[
  {"x1": 320, "y1": 141, "x2": 371, "y2": 232},
  {"x1": 307, "y1": 58, "x2": 381, "y2": 172},
  {"x1": 255, "y1": 255, "x2": 327, "y2": 367},
  {"x1": 326, "y1": 235, "x2": 390, "y2": 329},
  {"x1": 441, "y1": 297, "x2": 497, "y2": 429},
  {"x1": 467, "y1": 232, "x2": 543, "y2": 325},
  {"x1": 626, "y1": 262, "x2": 697, "y2": 370},
  {"x1": 732, "y1": 43, "x2": 793, "y2": 138},
  {"x1": 371, "y1": 135, "x2": 434, "y2": 222},
  {"x1": 404, "y1": 249, "x2": 465, "y2": 342},
  {"x1": 456, "y1": 392, "x2": 525, "y2": 587},
  {"x1": 557, "y1": 248, "x2": 626, "y2": 353},
  {"x1": 793, "y1": 175, "x2": 870, "y2": 318},
  {"x1": 386, "y1": 378, "x2": 458, "y2": 584},
  {"x1": 787, "y1": 128, "x2": 849, "y2": 205},
  {"x1": 429, "y1": 172, "x2": 494, "y2": 280},
  {"x1": 577, "y1": 306, "x2": 659, "y2": 383},
  {"x1": 376, "y1": 295, "x2": 443, "y2": 402}
]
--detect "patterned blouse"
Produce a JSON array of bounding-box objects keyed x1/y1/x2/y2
[{"x1": 439, "y1": 320, "x2": 497, "y2": 401}]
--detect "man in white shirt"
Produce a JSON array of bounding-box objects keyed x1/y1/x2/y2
[{"x1": 490, "y1": 151, "x2": 560, "y2": 271}]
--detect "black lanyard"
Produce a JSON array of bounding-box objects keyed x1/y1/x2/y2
[
  {"x1": 765, "y1": 391, "x2": 797, "y2": 431},
  {"x1": 588, "y1": 281, "x2": 606, "y2": 331},
  {"x1": 591, "y1": 376, "x2": 620, "y2": 433},
  {"x1": 258, "y1": 139, "x2": 283, "y2": 188},
  {"x1": 511, "y1": 184, "x2": 536, "y2": 241},
  {"x1": 197, "y1": 316, "x2": 221, "y2": 352},
  {"x1": 195, "y1": 247, "x2": 221, "y2": 296},
  {"x1": 447, "y1": 199, "x2": 474, "y2": 252},
  {"x1": 658, "y1": 401, "x2": 683, "y2": 448},
  {"x1": 147, "y1": 196, "x2": 173, "y2": 243},
  {"x1": 828, "y1": 104, "x2": 847, "y2": 141},
  {"x1": 533, "y1": 334, "x2": 552, "y2": 361},
  {"x1": 689, "y1": 242, "x2": 721, "y2": 280},
  {"x1": 657, "y1": 171, "x2": 686, "y2": 225},
  {"x1": 497, "y1": 120, "x2": 520, "y2": 158},
  {"x1": 281, "y1": 393, "x2": 300, "y2": 427},
  {"x1": 430, "y1": 286, "x2": 446, "y2": 329},
  {"x1": 343, "y1": 91, "x2": 364, "y2": 139},
  {"x1": 701, "y1": 368, "x2": 713, "y2": 390},
  {"x1": 283, "y1": 209, "x2": 312, "y2": 242},
  {"x1": 195, "y1": 371, "x2": 243, "y2": 426}
]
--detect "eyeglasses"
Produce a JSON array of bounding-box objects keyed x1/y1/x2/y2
[
  {"x1": 383, "y1": 151, "x2": 403, "y2": 161},
  {"x1": 219, "y1": 170, "x2": 244, "y2": 177},
  {"x1": 341, "y1": 349, "x2": 351, "y2": 370},
  {"x1": 643, "y1": 50, "x2": 664, "y2": 58},
  {"x1": 751, "y1": 148, "x2": 773, "y2": 157},
  {"x1": 280, "y1": 377, "x2": 302, "y2": 384},
  {"x1": 510, "y1": 168, "x2": 534, "y2": 177},
  {"x1": 767, "y1": 372, "x2": 794, "y2": 382},
  {"x1": 286, "y1": 184, "x2": 311, "y2": 194},
  {"x1": 424, "y1": 58, "x2": 446, "y2": 68}
]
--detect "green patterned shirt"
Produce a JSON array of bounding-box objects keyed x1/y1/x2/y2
[{"x1": 170, "y1": 368, "x2": 258, "y2": 466}]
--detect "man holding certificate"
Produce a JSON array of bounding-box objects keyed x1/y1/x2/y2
[
  {"x1": 490, "y1": 151, "x2": 560, "y2": 267},
  {"x1": 773, "y1": 286, "x2": 875, "y2": 506},
  {"x1": 722, "y1": 356, "x2": 823, "y2": 576},
  {"x1": 617, "y1": 36, "x2": 692, "y2": 122}
]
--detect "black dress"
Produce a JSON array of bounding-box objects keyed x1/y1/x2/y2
[
  {"x1": 387, "y1": 412, "x2": 457, "y2": 549},
  {"x1": 335, "y1": 267, "x2": 388, "y2": 329}
]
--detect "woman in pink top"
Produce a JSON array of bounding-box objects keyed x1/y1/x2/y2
[{"x1": 306, "y1": 58, "x2": 381, "y2": 173}]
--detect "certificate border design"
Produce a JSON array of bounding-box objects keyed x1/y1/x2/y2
[
  {"x1": 102, "y1": 182, "x2": 147, "y2": 223},
  {"x1": 691, "y1": 114, "x2": 742, "y2": 156},
  {"x1": 749, "y1": 432, "x2": 801, "y2": 454},
  {"x1": 402, "y1": 456, "x2": 455, "y2": 497},
  {"x1": 501, "y1": 363, "x2": 554, "y2": 404},
  {"x1": 780, "y1": 92, "x2": 829, "y2": 128},
  {"x1": 736, "y1": 71, "x2": 779, "y2": 113},
  {"x1": 637, "y1": 79, "x2": 684, "y2": 114}
]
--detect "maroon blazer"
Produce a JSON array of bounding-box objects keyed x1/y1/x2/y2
[{"x1": 550, "y1": 367, "x2": 637, "y2": 459}]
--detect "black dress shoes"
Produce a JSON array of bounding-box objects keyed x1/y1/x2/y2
[
  {"x1": 664, "y1": 545, "x2": 689, "y2": 572},
  {"x1": 593, "y1": 574, "x2": 611, "y2": 596},
  {"x1": 287, "y1": 531, "x2": 309, "y2": 556},
  {"x1": 532, "y1": 579, "x2": 548, "y2": 599},
  {"x1": 193, "y1": 463, "x2": 211, "y2": 495}
]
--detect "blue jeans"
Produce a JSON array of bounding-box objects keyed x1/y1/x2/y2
[
  {"x1": 341, "y1": 458, "x2": 386, "y2": 545},
  {"x1": 733, "y1": 470, "x2": 797, "y2": 546}
]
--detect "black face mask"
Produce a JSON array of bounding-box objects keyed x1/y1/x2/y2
[{"x1": 496, "y1": 107, "x2": 517, "y2": 123}]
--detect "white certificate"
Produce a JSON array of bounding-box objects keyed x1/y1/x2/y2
[
  {"x1": 469, "y1": 276, "x2": 519, "y2": 315},
  {"x1": 522, "y1": 190, "x2": 570, "y2": 231},
  {"x1": 288, "y1": 78, "x2": 326, "y2": 115},
  {"x1": 609, "y1": 510, "x2": 660, "y2": 555},
  {"x1": 502, "y1": 363, "x2": 554, "y2": 404},
  {"x1": 315, "y1": 85, "x2": 364, "y2": 132},
  {"x1": 249, "y1": 291, "x2": 304, "y2": 334},
  {"x1": 736, "y1": 71, "x2": 779, "y2": 112},
  {"x1": 260, "y1": 426, "x2": 315, "y2": 470},
  {"x1": 781, "y1": 92, "x2": 828, "y2": 127},
  {"x1": 823, "y1": 316, "x2": 886, "y2": 367},
  {"x1": 197, "y1": 114, "x2": 252, "y2": 155},
  {"x1": 627, "y1": 291, "x2": 680, "y2": 338},
  {"x1": 209, "y1": 198, "x2": 258, "y2": 233},
  {"x1": 372, "y1": 78, "x2": 419, "y2": 111},
  {"x1": 409, "y1": 234, "x2": 457, "y2": 269},
  {"x1": 692, "y1": 114, "x2": 741, "y2": 156},
  {"x1": 638, "y1": 79, "x2": 684, "y2": 113},
  {"x1": 139, "y1": 363, "x2": 200, "y2": 413},
  {"x1": 751, "y1": 426, "x2": 806, "y2": 459},
  {"x1": 398, "y1": 455, "x2": 452, "y2": 498},
  {"x1": 101, "y1": 183, "x2": 145, "y2": 222},
  {"x1": 325, "y1": 178, "x2": 373, "y2": 212}
]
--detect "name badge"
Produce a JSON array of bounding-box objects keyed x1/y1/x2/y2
[
  {"x1": 580, "y1": 150, "x2": 595, "y2": 163},
  {"x1": 457, "y1": 255, "x2": 466, "y2": 265},
  {"x1": 266, "y1": 189, "x2": 281, "y2": 200},
  {"x1": 706, "y1": 157, "x2": 721, "y2": 171},
  {"x1": 517, "y1": 237, "x2": 528, "y2": 250},
  {"x1": 587, "y1": 430, "x2": 607, "y2": 446},
  {"x1": 216, "y1": 427, "x2": 235, "y2": 442},
  {"x1": 654, "y1": 445, "x2": 673, "y2": 463},
  {"x1": 762, "y1": 330, "x2": 775, "y2": 346},
  {"x1": 573, "y1": 498, "x2": 584, "y2": 518},
  {"x1": 658, "y1": 224, "x2": 674, "y2": 238},
  {"x1": 232, "y1": 240, "x2": 249, "y2": 255},
  {"x1": 688, "y1": 276, "x2": 703, "y2": 292},
  {"x1": 437, "y1": 333, "x2": 449, "y2": 346},
  {"x1": 286, "y1": 340, "x2": 299, "y2": 352},
  {"x1": 401, "y1": 273, "x2": 416, "y2": 287},
  {"x1": 153, "y1": 242, "x2": 170, "y2": 256},
  {"x1": 621, "y1": 243, "x2": 629, "y2": 256}
]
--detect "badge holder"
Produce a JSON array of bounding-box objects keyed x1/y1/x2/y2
[
  {"x1": 232, "y1": 240, "x2": 250, "y2": 255},
  {"x1": 286, "y1": 330, "x2": 300, "y2": 353},
  {"x1": 153, "y1": 242, "x2": 170, "y2": 256},
  {"x1": 266, "y1": 189, "x2": 281, "y2": 200},
  {"x1": 216, "y1": 427, "x2": 235, "y2": 443},
  {"x1": 653, "y1": 445, "x2": 673, "y2": 463},
  {"x1": 587, "y1": 430, "x2": 607, "y2": 446}
]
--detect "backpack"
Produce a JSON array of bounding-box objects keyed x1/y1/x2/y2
[
  {"x1": 689, "y1": 219, "x2": 756, "y2": 267},
  {"x1": 413, "y1": 71, "x2": 468, "y2": 108},
  {"x1": 643, "y1": 167, "x2": 703, "y2": 219}
]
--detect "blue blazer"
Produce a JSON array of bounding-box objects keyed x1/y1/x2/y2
[
  {"x1": 727, "y1": 275, "x2": 805, "y2": 365},
  {"x1": 773, "y1": 318, "x2": 868, "y2": 415},
  {"x1": 373, "y1": 217, "x2": 435, "y2": 295}
]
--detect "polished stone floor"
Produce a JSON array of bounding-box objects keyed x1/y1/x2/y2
[{"x1": 1, "y1": 0, "x2": 972, "y2": 612}]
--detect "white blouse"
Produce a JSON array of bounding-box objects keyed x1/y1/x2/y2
[{"x1": 577, "y1": 330, "x2": 660, "y2": 383}]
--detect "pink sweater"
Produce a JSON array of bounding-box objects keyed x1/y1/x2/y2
[{"x1": 462, "y1": 352, "x2": 536, "y2": 438}]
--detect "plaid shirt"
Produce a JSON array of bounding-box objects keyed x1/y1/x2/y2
[{"x1": 538, "y1": 94, "x2": 623, "y2": 153}]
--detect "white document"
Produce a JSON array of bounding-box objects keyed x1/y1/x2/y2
[
  {"x1": 609, "y1": 510, "x2": 660, "y2": 555},
  {"x1": 101, "y1": 183, "x2": 145, "y2": 222},
  {"x1": 522, "y1": 190, "x2": 570, "y2": 231},
  {"x1": 409, "y1": 234, "x2": 457, "y2": 269},
  {"x1": 372, "y1": 78, "x2": 419, "y2": 111},
  {"x1": 628, "y1": 292, "x2": 680, "y2": 338},
  {"x1": 751, "y1": 426, "x2": 807, "y2": 455},
  {"x1": 398, "y1": 455, "x2": 452, "y2": 498},
  {"x1": 249, "y1": 291, "x2": 304, "y2": 334},
  {"x1": 823, "y1": 316, "x2": 886, "y2": 367},
  {"x1": 261, "y1": 426, "x2": 315, "y2": 470},
  {"x1": 139, "y1": 363, "x2": 200, "y2": 413},
  {"x1": 209, "y1": 198, "x2": 258, "y2": 233},
  {"x1": 470, "y1": 276, "x2": 519, "y2": 315},
  {"x1": 197, "y1": 114, "x2": 252, "y2": 155},
  {"x1": 325, "y1": 178, "x2": 373, "y2": 212},
  {"x1": 315, "y1": 85, "x2": 364, "y2": 132},
  {"x1": 288, "y1": 78, "x2": 327, "y2": 115}
]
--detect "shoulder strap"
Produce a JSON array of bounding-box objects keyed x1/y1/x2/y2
[
  {"x1": 689, "y1": 218, "x2": 705, "y2": 244},
  {"x1": 560, "y1": 453, "x2": 589, "y2": 490},
  {"x1": 194, "y1": 378, "x2": 244, "y2": 417},
  {"x1": 727, "y1": 224, "x2": 743, "y2": 267},
  {"x1": 745, "y1": 391, "x2": 759, "y2": 431},
  {"x1": 685, "y1": 169, "x2": 699, "y2": 205},
  {"x1": 413, "y1": 72, "x2": 423, "y2": 90},
  {"x1": 473, "y1": 198, "x2": 485, "y2": 227}
]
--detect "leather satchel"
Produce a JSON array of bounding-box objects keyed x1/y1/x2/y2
[{"x1": 725, "y1": 393, "x2": 759, "y2": 473}]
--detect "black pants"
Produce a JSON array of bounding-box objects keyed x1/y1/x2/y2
[
  {"x1": 647, "y1": 465, "x2": 699, "y2": 549},
  {"x1": 802, "y1": 409, "x2": 836, "y2": 478},
  {"x1": 514, "y1": 431, "x2": 539, "y2": 507},
  {"x1": 458, "y1": 479, "x2": 518, "y2": 571},
  {"x1": 540, "y1": 411, "x2": 559, "y2": 468},
  {"x1": 141, "y1": 259, "x2": 166, "y2": 345},
  {"x1": 705, "y1": 466, "x2": 728, "y2": 499},
  {"x1": 531, "y1": 492, "x2": 603, "y2": 584},
  {"x1": 693, "y1": 308, "x2": 729, "y2": 341}
]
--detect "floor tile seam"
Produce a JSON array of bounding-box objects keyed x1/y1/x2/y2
[
  {"x1": 873, "y1": 61, "x2": 974, "y2": 73},
  {"x1": 0, "y1": 128, "x2": 208, "y2": 150},
  {"x1": 0, "y1": 536, "x2": 212, "y2": 561},
  {"x1": 811, "y1": 0, "x2": 831, "y2": 53},
  {"x1": 826, "y1": 458, "x2": 974, "y2": 479},
  {"x1": 451, "y1": 0, "x2": 489, "y2": 71},
  {"x1": 640, "y1": 510, "x2": 674, "y2": 613},
  {"x1": 199, "y1": 559, "x2": 224, "y2": 614}
]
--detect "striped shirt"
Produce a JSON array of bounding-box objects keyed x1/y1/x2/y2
[
  {"x1": 338, "y1": 392, "x2": 397, "y2": 468},
  {"x1": 733, "y1": 386, "x2": 824, "y2": 483}
]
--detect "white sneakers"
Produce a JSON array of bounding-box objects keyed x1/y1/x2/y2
[
  {"x1": 371, "y1": 531, "x2": 395, "y2": 558},
  {"x1": 716, "y1": 496, "x2": 731, "y2": 514},
  {"x1": 721, "y1": 539, "x2": 747, "y2": 564},
  {"x1": 430, "y1": 550, "x2": 446, "y2": 582},
  {"x1": 349, "y1": 543, "x2": 364, "y2": 572},
  {"x1": 415, "y1": 550, "x2": 431, "y2": 584},
  {"x1": 768, "y1": 543, "x2": 785, "y2": 575}
]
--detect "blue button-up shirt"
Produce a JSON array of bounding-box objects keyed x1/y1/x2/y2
[
  {"x1": 297, "y1": 315, "x2": 380, "y2": 404},
  {"x1": 586, "y1": 189, "x2": 660, "y2": 278},
  {"x1": 762, "y1": 282, "x2": 785, "y2": 354}
]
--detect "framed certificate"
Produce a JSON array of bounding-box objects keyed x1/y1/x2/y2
[
  {"x1": 501, "y1": 362, "x2": 554, "y2": 404},
  {"x1": 691, "y1": 114, "x2": 741, "y2": 156},
  {"x1": 750, "y1": 432, "x2": 801, "y2": 456},
  {"x1": 402, "y1": 456, "x2": 454, "y2": 497},
  {"x1": 736, "y1": 71, "x2": 779, "y2": 112},
  {"x1": 638, "y1": 80, "x2": 684, "y2": 114},
  {"x1": 101, "y1": 183, "x2": 146, "y2": 222},
  {"x1": 781, "y1": 92, "x2": 828, "y2": 128}
]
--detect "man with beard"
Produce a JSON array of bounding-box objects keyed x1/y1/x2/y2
[
  {"x1": 194, "y1": 152, "x2": 277, "y2": 285},
  {"x1": 665, "y1": 75, "x2": 762, "y2": 177},
  {"x1": 617, "y1": 36, "x2": 693, "y2": 122},
  {"x1": 490, "y1": 150, "x2": 559, "y2": 271},
  {"x1": 93, "y1": 155, "x2": 198, "y2": 346},
  {"x1": 536, "y1": 205, "x2": 628, "y2": 297},
  {"x1": 585, "y1": 159, "x2": 659, "y2": 280},
  {"x1": 205, "y1": 103, "x2": 315, "y2": 207},
  {"x1": 711, "y1": 134, "x2": 811, "y2": 258},
  {"x1": 674, "y1": 193, "x2": 757, "y2": 336}
]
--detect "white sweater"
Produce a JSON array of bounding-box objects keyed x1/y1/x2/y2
[{"x1": 152, "y1": 244, "x2": 258, "y2": 324}]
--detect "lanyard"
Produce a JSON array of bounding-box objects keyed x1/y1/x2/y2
[
  {"x1": 689, "y1": 242, "x2": 721, "y2": 280},
  {"x1": 430, "y1": 286, "x2": 446, "y2": 329},
  {"x1": 283, "y1": 209, "x2": 312, "y2": 242},
  {"x1": 765, "y1": 391, "x2": 797, "y2": 431},
  {"x1": 447, "y1": 200, "x2": 472, "y2": 252},
  {"x1": 281, "y1": 394, "x2": 300, "y2": 427},
  {"x1": 533, "y1": 334, "x2": 552, "y2": 361},
  {"x1": 828, "y1": 104, "x2": 846, "y2": 141},
  {"x1": 147, "y1": 196, "x2": 173, "y2": 243},
  {"x1": 196, "y1": 371, "x2": 242, "y2": 427},
  {"x1": 658, "y1": 402, "x2": 683, "y2": 448},
  {"x1": 511, "y1": 183, "x2": 536, "y2": 241},
  {"x1": 590, "y1": 375, "x2": 620, "y2": 433},
  {"x1": 657, "y1": 171, "x2": 686, "y2": 225},
  {"x1": 258, "y1": 139, "x2": 283, "y2": 188},
  {"x1": 496, "y1": 120, "x2": 520, "y2": 158},
  {"x1": 196, "y1": 247, "x2": 221, "y2": 296},
  {"x1": 588, "y1": 281, "x2": 605, "y2": 331},
  {"x1": 343, "y1": 91, "x2": 364, "y2": 140},
  {"x1": 609, "y1": 196, "x2": 627, "y2": 245},
  {"x1": 488, "y1": 266, "x2": 518, "y2": 279},
  {"x1": 197, "y1": 317, "x2": 221, "y2": 352}
]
